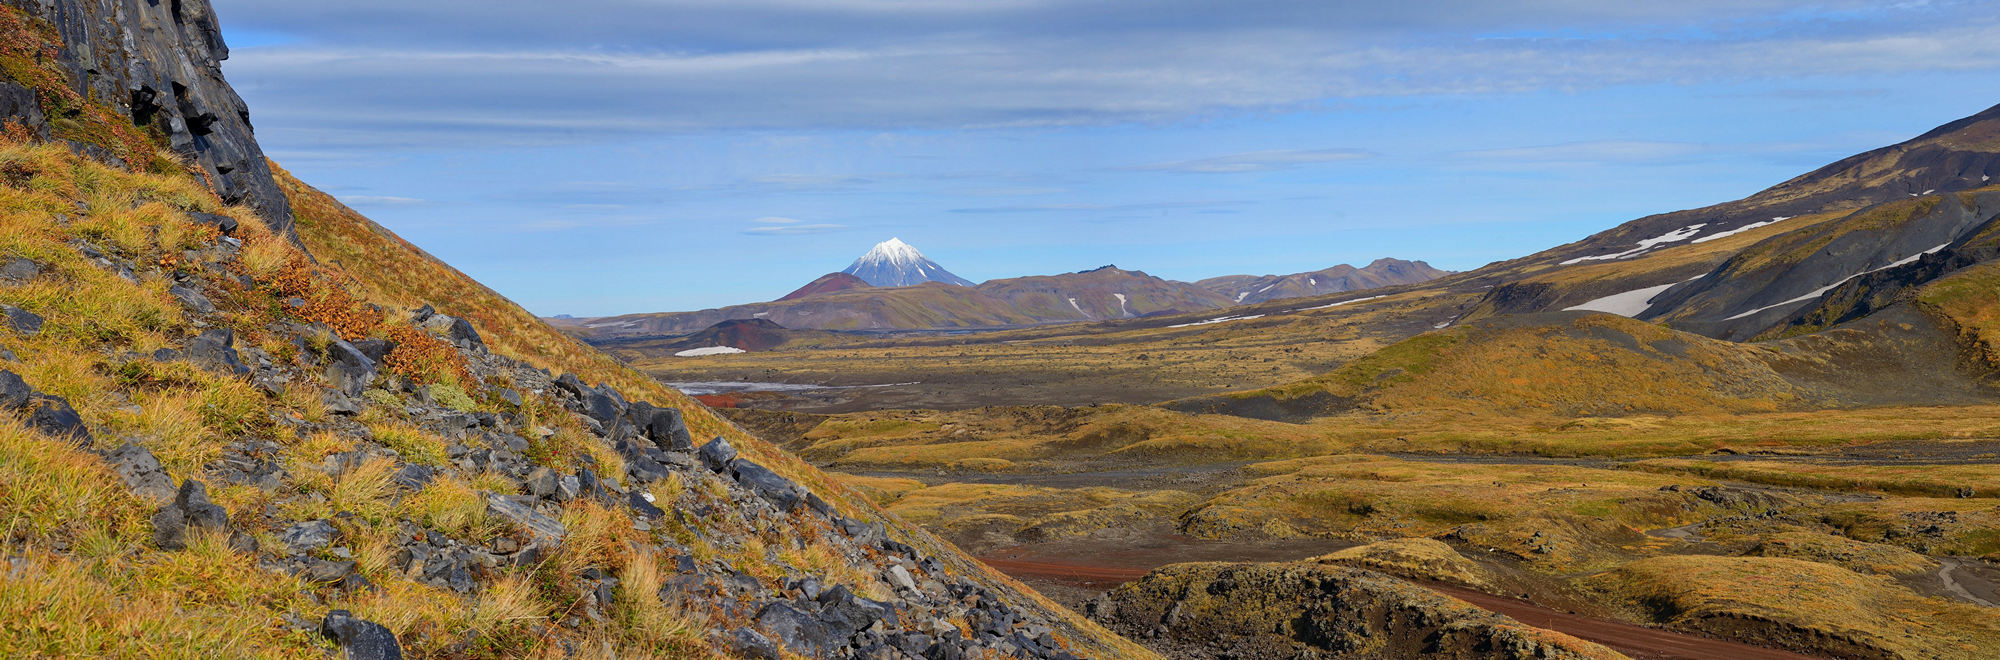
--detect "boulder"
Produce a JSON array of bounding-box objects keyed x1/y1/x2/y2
[
  {"x1": 151, "y1": 479, "x2": 231, "y2": 550},
  {"x1": 0, "y1": 370, "x2": 34, "y2": 409},
  {"x1": 2, "y1": 305, "x2": 42, "y2": 336},
  {"x1": 755, "y1": 602, "x2": 831, "y2": 654},
  {"x1": 523, "y1": 467, "x2": 558, "y2": 499},
  {"x1": 886, "y1": 565, "x2": 919, "y2": 594},
  {"x1": 486, "y1": 494, "x2": 565, "y2": 544},
  {"x1": 187, "y1": 212, "x2": 239, "y2": 235},
  {"x1": 279, "y1": 520, "x2": 338, "y2": 555},
  {"x1": 184, "y1": 328, "x2": 250, "y2": 375},
  {"x1": 698, "y1": 437, "x2": 738, "y2": 472},
  {"x1": 105, "y1": 443, "x2": 176, "y2": 503},
  {"x1": 0, "y1": 258, "x2": 41, "y2": 281},
  {"x1": 320, "y1": 610, "x2": 404, "y2": 660},
  {"x1": 350, "y1": 338, "x2": 392, "y2": 363},
  {"x1": 323, "y1": 338, "x2": 377, "y2": 396},
  {"x1": 630, "y1": 403, "x2": 695, "y2": 452},
  {"x1": 24, "y1": 394, "x2": 91, "y2": 444},
  {"x1": 627, "y1": 488, "x2": 665, "y2": 519},
  {"x1": 168, "y1": 284, "x2": 216, "y2": 314},
  {"x1": 730, "y1": 459, "x2": 805, "y2": 511}
]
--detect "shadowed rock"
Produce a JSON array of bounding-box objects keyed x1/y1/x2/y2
[{"x1": 321, "y1": 610, "x2": 403, "y2": 660}]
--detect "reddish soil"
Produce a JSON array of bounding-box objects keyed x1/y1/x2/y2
[
  {"x1": 692, "y1": 393, "x2": 744, "y2": 408},
  {"x1": 1421, "y1": 582, "x2": 1822, "y2": 660},
  {"x1": 978, "y1": 554, "x2": 1824, "y2": 660}
]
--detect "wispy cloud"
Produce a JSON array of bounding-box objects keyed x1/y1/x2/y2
[
  {"x1": 1128, "y1": 148, "x2": 1376, "y2": 173},
  {"x1": 744, "y1": 217, "x2": 846, "y2": 235},
  {"x1": 217, "y1": 1, "x2": 2000, "y2": 152}
]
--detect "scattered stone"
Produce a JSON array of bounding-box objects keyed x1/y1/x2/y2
[
  {"x1": 326, "y1": 392, "x2": 362, "y2": 415},
  {"x1": 496, "y1": 388, "x2": 523, "y2": 407},
  {"x1": 886, "y1": 565, "x2": 919, "y2": 594},
  {"x1": 324, "y1": 338, "x2": 377, "y2": 396},
  {"x1": 351, "y1": 338, "x2": 393, "y2": 363},
  {"x1": 168, "y1": 284, "x2": 216, "y2": 314},
  {"x1": 524, "y1": 467, "x2": 558, "y2": 499},
  {"x1": 24, "y1": 393, "x2": 90, "y2": 444},
  {"x1": 487, "y1": 494, "x2": 566, "y2": 544},
  {"x1": 184, "y1": 328, "x2": 250, "y2": 375},
  {"x1": 187, "y1": 211, "x2": 239, "y2": 235},
  {"x1": 756, "y1": 602, "x2": 830, "y2": 654},
  {"x1": 151, "y1": 480, "x2": 231, "y2": 550},
  {"x1": 0, "y1": 258, "x2": 40, "y2": 281},
  {"x1": 2, "y1": 305, "x2": 42, "y2": 336},
  {"x1": 106, "y1": 443, "x2": 176, "y2": 503},
  {"x1": 301, "y1": 558, "x2": 357, "y2": 582},
  {"x1": 628, "y1": 488, "x2": 664, "y2": 519},
  {"x1": 321, "y1": 610, "x2": 404, "y2": 660},
  {"x1": 280, "y1": 520, "x2": 338, "y2": 555},
  {"x1": 392, "y1": 464, "x2": 436, "y2": 491},
  {"x1": 727, "y1": 628, "x2": 783, "y2": 660},
  {"x1": 730, "y1": 459, "x2": 805, "y2": 511}
]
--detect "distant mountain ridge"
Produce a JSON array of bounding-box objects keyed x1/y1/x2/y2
[
  {"x1": 556, "y1": 258, "x2": 1443, "y2": 338},
  {"x1": 1198, "y1": 258, "x2": 1450, "y2": 304},
  {"x1": 841, "y1": 238, "x2": 974, "y2": 287}
]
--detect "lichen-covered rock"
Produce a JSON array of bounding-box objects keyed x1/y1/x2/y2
[{"x1": 321, "y1": 610, "x2": 404, "y2": 660}]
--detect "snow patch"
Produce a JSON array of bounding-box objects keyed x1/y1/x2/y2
[
  {"x1": 1692, "y1": 216, "x2": 1793, "y2": 244},
  {"x1": 673, "y1": 346, "x2": 747, "y2": 357},
  {"x1": 1168, "y1": 314, "x2": 1264, "y2": 329},
  {"x1": 1294, "y1": 295, "x2": 1386, "y2": 312},
  {"x1": 1563, "y1": 277, "x2": 1701, "y2": 317},
  {"x1": 1236, "y1": 291, "x2": 1250, "y2": 303},
  {"x1": 1561, "y1": 224, "x2": 1708, "y2": 266},
  {"x1": 1113, "y1": 293, "x2": 1129, "y2": 317},
  {"x1": 1725, "y1": 243, "x2": 1950, "y2": 321},
  {"x1": 1067, "y1": 297, "x2": 1088, "y2": 316},
  {"x1": 751, "y1": 312, "x2": 770, "y2": 318}
]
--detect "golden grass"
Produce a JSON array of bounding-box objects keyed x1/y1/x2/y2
[
  {"x1": 1631, "y1": 458, "x2": 2000, "y2": 499},
  {"x1": 1587, "y1": 555, "x2": 2000, "y2": 659},
  {"x1": 368, "y1": 420, "x2": 450, "y2": 467}
]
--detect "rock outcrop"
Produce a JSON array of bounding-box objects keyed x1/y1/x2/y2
[{"x1": 1, "y1": 0, "x2": 293, "y2": 232}]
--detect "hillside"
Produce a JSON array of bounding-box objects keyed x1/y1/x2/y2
[
  {"x1": 1197, "y1": 258, "x2": 1449, "y2": 304},
  {"x1": 779, "y1": 272, "x2": 871, "y2": 301},
  {"x1": 0, "y1": 2, "x2": 1145, "y2": 657}
]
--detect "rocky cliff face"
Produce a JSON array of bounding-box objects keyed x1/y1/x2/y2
[{"x1": 1, "y1": 0, "x2": 291, "y2": 232}]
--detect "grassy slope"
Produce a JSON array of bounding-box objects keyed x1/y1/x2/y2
[{"x1": 276, "y1": 165, "x2": 1150, "y2": 657}]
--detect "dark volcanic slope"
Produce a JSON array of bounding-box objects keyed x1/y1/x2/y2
[{"x1": 779, "y1": 272, "x2": 871, "y2": 301}]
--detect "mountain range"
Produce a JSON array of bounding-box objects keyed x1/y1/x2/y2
[{"x1": 559, "y1": 249, "x2": 1446, "y2": 338}]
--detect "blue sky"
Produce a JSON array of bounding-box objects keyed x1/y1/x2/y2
[{"x1": 209, "y1": 0, "x2": 2000, "y2": 317}]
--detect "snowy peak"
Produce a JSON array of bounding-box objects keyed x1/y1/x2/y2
[{"x1": 842, "y1": 238, "x2": 975, "y2": 287}]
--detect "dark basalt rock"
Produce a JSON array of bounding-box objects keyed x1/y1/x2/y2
[
  {"x1": 184, "y1": 328, "x2": 250, "y2": 375},
  {"x1": 321, "y1": 610, "x2": 404, "y2": 660},
  {"x1": 151, "y1": 479, "x2": 231, "y2": 550},
  {"x1": 3, "y1": 305, "x2": 42, "y2": 336},
  {"x1": 0, "y1": 257, "x2": 41, "y2": 281},
  {"x1": 698, "y1": 437, "x2": 738, "y2": 472},
  {"x1": 8, "y1": 0, "x2": 294, "y2": 233},
  {"x1": 756, "y1": 602, "x2": 831, "y2": 655},
  {"x1": 187, "y1": 212, "x2": 239, "y2": 235},
  {"x1": 730, "y1": 458, "x2": 805, "y2": 511},
  {"x1": 168, "y1": 284, "x2": 216, "y2": 314},
  {"x1": 324, "y1": 338, "x2": 377, "y2": 396},
  {"x1": 106, "y1": 443, "x2": 176, "y2": 503}
]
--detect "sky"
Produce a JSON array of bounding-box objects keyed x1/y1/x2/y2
[{"x1": 208, "y1": 0, "x2": 2000, "y2": 317}]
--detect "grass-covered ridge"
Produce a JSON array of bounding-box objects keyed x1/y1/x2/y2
[{"x1": 0, "y1": 120, "x2": 1148, "y2": 657}]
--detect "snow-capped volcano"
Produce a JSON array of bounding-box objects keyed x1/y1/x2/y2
[{"x1": 841, "y1": 238, "x2": 975, "y2": 287}]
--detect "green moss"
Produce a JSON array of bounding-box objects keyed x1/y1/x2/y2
[{"x1": 426, "y1": 382, "x2": 478, "y2": 412}]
